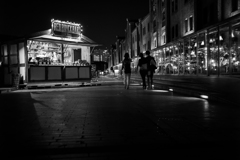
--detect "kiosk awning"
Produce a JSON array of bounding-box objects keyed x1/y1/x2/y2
[{"x1": 27, "y1": 29, "x2": 101, "y2": 47}]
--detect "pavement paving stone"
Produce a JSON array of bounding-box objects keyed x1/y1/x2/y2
[{"x1": 1, "y1": 80, "x2": 240, "y2": 159}]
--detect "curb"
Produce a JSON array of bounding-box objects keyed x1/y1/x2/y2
[{"x1": 26, "y1": 83, "x2": 102, "y2": 90}]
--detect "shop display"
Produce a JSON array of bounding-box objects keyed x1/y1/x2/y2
[{"x1": 27, "y1": 40, "x2": 89, "y2": 66}]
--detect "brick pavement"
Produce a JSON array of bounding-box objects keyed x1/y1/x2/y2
[
  {"x1": 130, "y1": 73, "x2": 240, "y2": 106},
  {"x1": 1, "y1": 78, "x2": 240, "y2": 159}
]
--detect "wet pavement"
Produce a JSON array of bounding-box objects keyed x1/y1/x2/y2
[{"x1": 0, "y1": 80, "x2": 240, "y2": 159}]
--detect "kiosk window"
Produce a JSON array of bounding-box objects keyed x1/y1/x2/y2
[{"x1": 74, "y1": 49, "x2": 82, "y2": 62}]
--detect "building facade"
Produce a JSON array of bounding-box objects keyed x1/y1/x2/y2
[{"x1": 108, "y1": 0, "x2": 240, "y2": 77}]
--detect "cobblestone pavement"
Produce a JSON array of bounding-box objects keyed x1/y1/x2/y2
[{"x1": 0, "y1": 84, "x2": 240, "y2": 159}]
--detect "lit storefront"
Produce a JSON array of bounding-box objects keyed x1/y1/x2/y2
[
  {"x1": 152, "y1": 17, "x2": 240, "y2": 76},
  {"x1": 0, "y1": 19, "x2": 99, "y2": 86}
]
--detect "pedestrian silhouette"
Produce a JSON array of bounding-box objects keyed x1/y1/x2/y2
[
  {"x1": 121, "y1": 53, "x2": 132, "y2": 89},
  {"x1": 145, "y1": 50, "x2": 156, "y2": 89},
  {"x1": 137, "y1": 53, "x2": 147, "y2": 89}
]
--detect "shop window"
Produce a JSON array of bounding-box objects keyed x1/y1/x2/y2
[
  {"x1": 189, "y1": 37, "x2": 197, "y2": 75},
  {"x1": 219, "y1": 26, "x2": 230, "y2": 74},
  {"x1": 154, "y1": 38, "x2": 157, "y2": 48},
  {"x1": 209, "y1": 28, "x2": 218, "y2": 75},
  {"x1": 232, "y1": 0, "x2": 238, "y2": 12},
  {"x1": 27, "y1": 41, "x2": 63, "y2": 65},
  {"x1": 177, "y1": 42, "x2": 184, "y2": 74},
  {"x1": 190, "y1": 16, "x2": 193, "y2": 31},
  {"x1": 184, "y1": 39, "x2": 190, "y2": 74},
  {"x1": 231, "y1": 25, "x2": 240, "y2": 73},
  {"x1": 197, "y1": 33, "x2": 207, "y2": 75}
]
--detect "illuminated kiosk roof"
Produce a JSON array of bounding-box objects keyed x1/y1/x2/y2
[{"x1": 27, "y1": 29, "x2": 100, "y2": 47}]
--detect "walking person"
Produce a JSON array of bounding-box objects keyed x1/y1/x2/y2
[
  {"x1": 137, "y1": 53, "x2": 147, "y2": 89},
  {"x1": 121, "y1": 53, "x2": 132, "y2": 89},
  {"x1": 145, "y1": 50, "x2": 157, "y2": 90}
]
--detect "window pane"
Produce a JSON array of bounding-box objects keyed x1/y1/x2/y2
[
  {"x1": 231, "y1": 25, "x2": 240, "y2": 73},
  {"x1": 209, "y1": 28, "x2": 218, "y2": 75},
  {"x1": 19, "y1": 42, "x2": 25, "y2": 64},
  {"x1": 10, "y1": 44, "x2": 17, "y2": 55},
  {"x1": 10, "y1": 55, "x2": 18, "y2": 64},
  {"x1": 4, "y1": 57, "x2": 8, "y2": 64},
  {"x1": 198, "y1": 33, "x2": 207, "y2": 75},
  {"x1": 4, "y1": 45, "x2": 7, "y2": 56},
  {"x1": 219, "y1": 26, "x2": 230, "y2": 74},
  {"x1": 185, "y1": 19, "x2": 188, "y2": 33},
  {"x1": 190, "y1": 17, "x2": 193, "y2": 31}
]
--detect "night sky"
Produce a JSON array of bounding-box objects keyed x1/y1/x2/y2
[{"x1": 0, "y1": 1, "x2": 149, "y2": 49}]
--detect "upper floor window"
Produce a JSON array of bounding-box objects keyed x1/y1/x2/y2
[
  {"x1": 148, "y1": 40, "x2": 151, "y2": 50},
  {"x1": 175, "y1": 24, "x2": 178, "y2": 38},
  {"x1": 162, "y1": 10, "x2": 166, "y2": 21},
  {"x1": 153, "y1": 19, "x2": 157, "y2": 32},
  {"x1": 143, "y1": 27, "x2": 146, "y2": 35},
  {"x1": 172, "y1": 0, "x2": 178, "y2": 13},
  {"x1": 232, "y1": 0, "x2": 238, "y2": 12},
  {"x1": 175, "y1": 0, "x2": 178, "y2": 11},
  {"x1": 162, "y1": 0, "x2": 165, "y2": 7},
  {"x1": 185, "y1": 18, "x2": 188, "y2": 33},
  {"x1": 189, "y1": 16, "x2": 193, "y2": 31}
]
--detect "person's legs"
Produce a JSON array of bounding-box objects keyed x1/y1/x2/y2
[
  {"x1": 140, "y1": 70, "x2": 146, "y2": 89},
  {"x1": 150, "y1": 71, "x2": 153, "y2": 89},
  {"x1": 147, "y1": 71, "x2": 151, "y2": 89},
  {"x1": 125, "y1": 73, "x2": 130, "y2": 89},
  {"x1": 124, "y1": 73, "x2": 127, "y2": 88}
]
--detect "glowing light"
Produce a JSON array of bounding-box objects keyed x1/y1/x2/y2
[
  {"x1": 200, "y1": 95, "x2": 208, "y2": 99},
  {"x1": 219, "y1": 35, "x2": 223, "y2": 41},
  {"x1": 169, "y1": 88, "x2": 173, "y2": 91},
  {"x1": 150, "y1": 90, "x2": 169, "y2": 93},
  {"x1": 194, "y1": 43, "x2": 197, "y2": 47},
  {"x1": 201, "y1": 41, "x2": 204, "y2": 45}
]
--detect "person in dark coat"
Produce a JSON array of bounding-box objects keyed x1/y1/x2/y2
[
  {"x1": 137, "y1": 53, "x2": 147, "y2": 89},
  {"x1": 145, "y1": 50, "x2": 156, "y2": 89},
  {"x1": 121, "y1": 53, "x2": 132, "y2": 89}
]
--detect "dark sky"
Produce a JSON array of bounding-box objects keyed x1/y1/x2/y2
[{"x1": 0, "y1": 1, "x2": 149, "y2": 49}]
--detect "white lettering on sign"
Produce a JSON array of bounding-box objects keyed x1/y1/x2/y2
[{"x1": 51, "y1": 19, "x2": 82, "y2": 37}]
